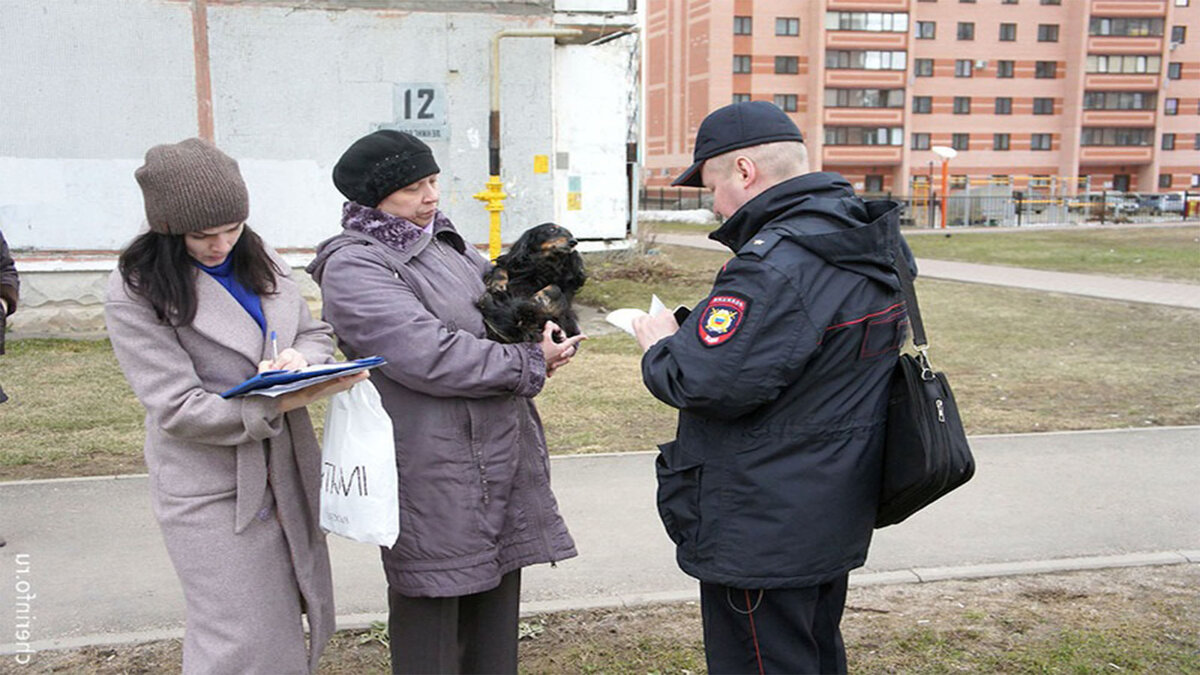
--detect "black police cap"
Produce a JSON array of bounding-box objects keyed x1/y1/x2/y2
[{"x1": 671, "y1": 101, "x2": 804, "y2": 188}]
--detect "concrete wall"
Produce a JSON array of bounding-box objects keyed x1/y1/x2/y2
[{"x1": 0, "y1": 0, "x2": 632, "y2": 255}]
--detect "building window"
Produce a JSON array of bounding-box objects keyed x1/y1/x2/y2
[
  {"x1": 1038, "y1": 24, "x2": 1059, "y2": 42},
  {"x1": 825, "y1": 12, "x2": 908, "y2": 32},
  {"x1": 953, "y1": 96, "x2": 971, "y2": 114},
  {"x1": 1031, "y1": 133, "x2": 1053, "y2": 150},
  {"x1": 776, "y1": 17, "x2": 800, "y2": 36},
  {"x1": 734, "y1": 16, "x2": 752, "y2": 35},
  {"x1": 1090, "y1": 17, "x2": 1164, "y2": 37},
  {"x1": 826, "y1": 50, "x2": 907, "y2": 70},
  {"x1": 1080, "y1": 128, "x2": 1153, "y2": 146},
  {"x1": 994, "y1": 133, "x2": 1011, "y2": 150},
  {"x1": 733, "y1": 55, "x2": 752, "y2": 74},
  {"x1": 955, "y1": 59, "x2": 973, "y2": 77},
  {"x1": 1168, "y1": 62, "x2": 1182, "y2": 79},
  {"x1": 825, "y1": 89, "x2": 905, "y2": 108},
  {"x1": 957, "y1": 22, "x2": 975, "y2": 40},
  {"x1": 732, "y1": 93, "x2": 752, "y2": 104},
  {"x1": 1035, "y1": 61, "x2": 1057, "y2": 78},
  {"x1": 1159, "y1": 173, "x2": 1173, "y2": 188},
  {"x1": 997, "y1": 60, "x2": 1014, "y2": 78},
  {"x1": 1193, "y1": 174, "x2": 1200, "y2": 188},
  {"x1": 913, "y1": 96, "x2": 932, "y2": 113},
  {"x1": 1166, "y1": 98, "x2": 1179, "y2": 115},
  {"x1": 1083, "y1": 91, "x2": 1156, "y2": 110},
  {"x1": 915, "y1": 59, "x2": 934, "y2": 77},
  {"x1": 1196, "y1": 135, "x2": 1200, "y2": 149},
  {"x1": 951, "y1": 133, "x2": 969, "y2": 150},
  {"x1": 916, "y1": 21, "x2": 936, "y2": 39},
  {"x1": 1162, "y1": 133, "x2": 1176, "y2": 150},
  {"x1": 912, "y1": 132, "x2": 931, "y2": 150},
  {"x1": 774, "y1": 94, "x2": 798, "y2": 112},
  {"x1": 775, "y1": 56, "x2": 799, "y2": 74},
  {"x1": 1172, "y1": 25, "x2": 1187, "y2": 43},
  {"x1": 995, "y1": 97, "x2": 1012, "y2": 114},
  {"x1": 1086, "y1": 55, "x2": 1162, "y2": 74},
  {"x1": 1002, "y1": 0, "x2": 1018, "y2": 4},
  {"x1": 999, "y1": 23, "x2": 1016, "y2": 41},
  {"x1": 1033, "y1": 98, "x2": 1054, "y2": 114},
  {"x1": 1041, "y1": 0, "x2": 1061, "y2": 4},
  {"x1": 824, "y1": 127, "x2": 904, "y2": 145},
  {"x1": 865, "y1": 175, "x2": 885, "y2": 192}
]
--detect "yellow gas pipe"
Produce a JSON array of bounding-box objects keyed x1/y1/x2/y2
[{"x1": 474, "y1": 28, "x2": 581, "y2": 261}]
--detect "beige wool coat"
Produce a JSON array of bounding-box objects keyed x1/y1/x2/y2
[{"x1": 105, "y1": 257, "x2": 336, "y2": 674}]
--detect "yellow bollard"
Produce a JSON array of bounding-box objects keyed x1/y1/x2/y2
[{"x1": 473, "y1": 175, "x2": 508, "y2": 261}]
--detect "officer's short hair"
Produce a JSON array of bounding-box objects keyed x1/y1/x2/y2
[{"x1": 707, "y1": 141, "x2": 807, "y2": 183}]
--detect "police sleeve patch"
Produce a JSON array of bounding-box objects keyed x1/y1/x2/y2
[{"x1": 697, "y1": 292, "x2": 750, "y2": 347}]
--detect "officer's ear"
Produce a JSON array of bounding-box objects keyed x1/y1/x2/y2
[{"x1": 732, "y1": 155, "x2": 757, "y2": 189}]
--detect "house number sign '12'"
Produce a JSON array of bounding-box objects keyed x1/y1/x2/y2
[{"x1": 381, "y1": 83, "x2": 449, "y2": 141}]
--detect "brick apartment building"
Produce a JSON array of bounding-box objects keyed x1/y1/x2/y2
[{"x1": 644, "y1": 0, "x2": 1199, "y2": 197}]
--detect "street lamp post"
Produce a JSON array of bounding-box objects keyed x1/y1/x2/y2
[{"x1": 931, "y1": 145, "x2": 957, "y2": 229}]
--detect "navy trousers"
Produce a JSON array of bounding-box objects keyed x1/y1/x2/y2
[{"x1": 700, "y1": 574, "x2": 849, "y2": 675}]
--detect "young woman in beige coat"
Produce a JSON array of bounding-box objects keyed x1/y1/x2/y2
[{"x1": 105, "y1": 138, "x2": 364, "y2": 674}]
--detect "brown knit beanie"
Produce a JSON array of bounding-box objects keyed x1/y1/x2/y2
[{"x1": 135, "y1": 138, "x2": 249, "y2": 235}]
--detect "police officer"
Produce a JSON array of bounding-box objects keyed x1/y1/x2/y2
[{"x1": 632, "y1": 101, "x2": 915, "y2": 674}]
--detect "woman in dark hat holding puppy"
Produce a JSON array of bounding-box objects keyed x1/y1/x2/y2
[
  {"x1": 105, "y1": 138, "x2": 364, "y2": 674},
  {"x1": 308, "y1": 130, "x2": 583, "y2": 674}
]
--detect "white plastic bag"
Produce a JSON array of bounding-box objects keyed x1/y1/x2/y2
[{"x1": 320, "y1": 379, "x2": 400, "y2": 547}]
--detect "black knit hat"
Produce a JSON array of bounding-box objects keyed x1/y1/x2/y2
[
  {"x1": 135, "y1": 138, "x2": 249, "y2": 235},
  {"x1": 672, "y1": 101, "x2": 804, "y2": 188},
  {"x1": 333, "y1": 130, "x2": 440, "y2": 207}
]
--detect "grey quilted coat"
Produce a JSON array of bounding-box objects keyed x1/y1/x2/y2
[{"x1": 307, "y1": 203, "x2": 576, "y2": 597}]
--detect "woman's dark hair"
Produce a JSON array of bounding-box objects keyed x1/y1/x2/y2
[{"x1": 117, "y1": 224, "x2": 281, "y2": 326}]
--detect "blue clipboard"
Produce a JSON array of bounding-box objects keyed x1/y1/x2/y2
[{"x1": 220, "y1": 356, "x2": 386, "y2": 399}]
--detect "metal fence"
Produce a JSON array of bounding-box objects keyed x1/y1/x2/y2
[{"x1": 641, "y1": 185, "x2": 1200, "y2": 228}]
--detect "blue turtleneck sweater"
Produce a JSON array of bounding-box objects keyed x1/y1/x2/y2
[{"x1": 194, "y1": 256, "x2": 266, "y2": 332}]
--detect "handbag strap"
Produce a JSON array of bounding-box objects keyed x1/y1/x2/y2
[{"x1": 893, "y1": 241, "x2": 928, "y2": 353}]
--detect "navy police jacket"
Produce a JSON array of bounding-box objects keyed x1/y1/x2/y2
[{"x1": 642, "y1": 172, "x2": 914, "y2": 589}]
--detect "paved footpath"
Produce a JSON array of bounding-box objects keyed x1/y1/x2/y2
[{"x1": 1, "y1": 427, "x2": 1197, "y2": 653}]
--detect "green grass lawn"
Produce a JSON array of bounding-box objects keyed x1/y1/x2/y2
[
  {"x1": 6, "y1": 233, "x2": 1195, "y2": 480},
  {"x1": 903, "y1": 225, "x2": 1200, "y2": 283}
]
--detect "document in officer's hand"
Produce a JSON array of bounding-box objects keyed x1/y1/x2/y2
[
  {"x1": 605, "y1": 295, "x2": 691, "y2": 337},
  {"x1": 220, "y1": 356, "x2": 387, "y2": 399}
]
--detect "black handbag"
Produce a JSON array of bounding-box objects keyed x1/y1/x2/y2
[{"x1": 875, "y1": 248, "x2": 975, "y2": 528}]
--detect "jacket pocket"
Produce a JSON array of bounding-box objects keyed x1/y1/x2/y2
[{"x1": 655, "y1": 441, "x2": 703, "y2": 551}]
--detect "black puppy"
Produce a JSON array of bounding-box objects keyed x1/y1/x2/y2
[{"x1": 478, "y1": 223, "x2": 586, "y2": 344}]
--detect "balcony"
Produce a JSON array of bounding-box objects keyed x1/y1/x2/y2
[
  {"x1": 826, "y1": 71, "x2": 906, "y2": 88},
  {"x1": 1083, "y1": 73, "x2": 1160, "y2": 90},
  {"x1": 826, "y1": 32, "x2": 906, "y2": 50},
  {"x1": 1078, "y1": 147, "x2": 1153, "y2": 165},
  {"x1": 823, "y1": 146, "x2": 903, "y2": 165},
  {"x1": 1088, "y1": 36, "x2": 1164, "y2": 53},
  {"x1": 824, "y1": 109, "x2": 904, "y2": 126},
  {"x1": 1081, "y1": 110, "x2": 1156, "y2": 126},
  {"x1": 1090, "y1": 1, "x2": 1166, "y2": 17}
]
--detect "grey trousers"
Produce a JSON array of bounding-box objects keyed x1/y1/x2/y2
[{"x1": 387, "y1": 570, "x2": 522, "y2": 674}]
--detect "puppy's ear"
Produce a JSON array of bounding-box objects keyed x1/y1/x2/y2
[
  {"x1": 506, "y1": 227, "x2": 537, "y2": 262},
  {"x1": 532, "y1": 285, "x2": 569, "y2": 314},
  {"x1": 484, "y1": 267, "x2": 509, "y2": 293}
]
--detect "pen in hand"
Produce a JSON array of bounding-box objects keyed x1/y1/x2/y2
[{"x1": 271, "y1": 330, "x2": 279, "y2": 363}]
